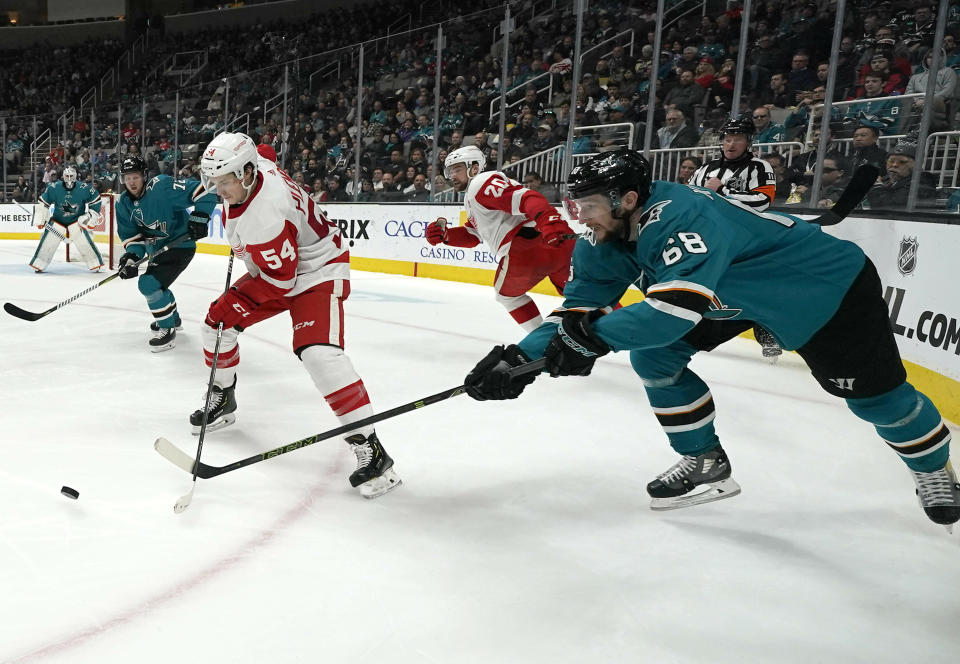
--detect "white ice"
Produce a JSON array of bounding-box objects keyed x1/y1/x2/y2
[{"x1": 0, "y1": 240, "x2": 957, "y2": 664}]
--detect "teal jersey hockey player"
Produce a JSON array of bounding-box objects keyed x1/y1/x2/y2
[
  {"x1": 116, "y1": 155, "x2": 218, "y2": 352},
  {"x1": 30, "y1": 166, "x2": 104, "y2": 272},
  {"x1": 464, "y1": 148, "x2": 958, "y2": 532}
]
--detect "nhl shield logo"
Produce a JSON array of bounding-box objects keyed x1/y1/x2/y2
[{"x1": 898, "y1": 236, "x2": 918, "y2": 276}]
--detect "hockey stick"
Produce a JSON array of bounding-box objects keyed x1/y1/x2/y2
[
  {"x1": 174, "y1": 251, "x2": 236, "y2": 514},
  {"x1": 155, "y1": 357, "x2": 548, "y2": 480},
  {"x1": 809, "y1": 164, "x2": 880, "y2": 226},
  {"x1": 3, "y1": 233, "x2": 192, "y2": 322}
]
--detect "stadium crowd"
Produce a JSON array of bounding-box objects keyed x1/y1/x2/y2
[{"x1": 2, "y1": 0, "x2": 960, "y2": 210}]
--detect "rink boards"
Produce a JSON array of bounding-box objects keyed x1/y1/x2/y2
[{"x1": 1, "y1": 201, "x2": 957, "y2": 421}]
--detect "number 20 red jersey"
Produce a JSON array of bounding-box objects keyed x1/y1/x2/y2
[
  {"x1": 463, "y1": 170, "x2": 547, "y2": 259},
  {"x1": 224, "y1": 160, "x2": 349, "y2": 303}
]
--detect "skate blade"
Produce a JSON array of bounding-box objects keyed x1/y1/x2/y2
[
  {"x1": 191, "y1": 413, "x2": 237, "y2": 436},
  {"x1": 358, "y1": 468, "x2": 402, "y2": 499},
  {"x1": 149, "y1": 340, "x2": 176, "y2": 353},
  {"x1": 650, "y1": 478, "x2": 742, "y2": 511}
]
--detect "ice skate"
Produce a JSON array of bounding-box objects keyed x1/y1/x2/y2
[
  {"x1": 647, "y1": 445, "x2": 741, "y2": 510},
  {"x1": 189, "y1": 376, "x2": 238, "y2": 434},
  {"x1": 754, "y1": 326, "x2": 782, "y2": 364},
  {"x1": 345, "y1": 432, "x2": 402, "y2": 498},
  {"x1": 151, "y1": 320, "x2": 184, "y2": 332},
  {"x1": 149, "y1": 325, "x2": 177, "y2": 352},
  {"x1": 910, "y1": 460, "x2": 960, "y2": 533}
]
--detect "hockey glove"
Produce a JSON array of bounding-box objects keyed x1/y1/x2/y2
[
  {"x1": 534, "y1": 210, "x2": 569, "y2": 247},
  {"x1": 206, "y1": 288, "x2": 258, "y2": 330},
  {"x1": 543, "y1": 310, "x2": 610, "y2": 377},
  {"x1": 117, "y1": 252, "x2": 141, "y2": 280},
  {"x1": 425, "y1": 218, "x2": 447, "y2": 245},
  {"x1": 465, "y1": 344, "x2": 537, "y2": 401},
  {"x1": 187, "y1": 210, "x2": 210, "y2": 240}
]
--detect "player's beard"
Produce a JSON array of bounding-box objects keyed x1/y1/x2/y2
[{"x1": 592, "y1": 215, "x2": 628, "y2": 245}]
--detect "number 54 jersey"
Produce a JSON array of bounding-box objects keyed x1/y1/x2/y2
[
  {"x1": 541, "y1": 181, "x2": 867, "y2": 355},
  {"x1": 225, "y1": 161, "x2": 349, "y2": 302}
]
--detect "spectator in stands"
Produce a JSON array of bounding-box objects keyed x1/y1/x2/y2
[
  {"x1": 845, "y1": 72, "x2": 901, "y2": 135},
  {"x1": 698, "y1": 108, "x2": 728, "y2": 147},
  {"x1": 532, "y1": 122, "x2": 558, "y2": 153},
  {"x1": 905, "y1": 48, "x2": 958, "y2": 132},
  {"x1": 447, "y1": 131, "x2": 463, "y2": 153},
  {"x1": 310, "y1": 179, "x2": 325, "y2": 204},
  {"x1": 678, "y1": 47, "x2": 701, "y2": 74},
  {"x1": 474, "y1": 131, "x2": 492, "y2": 160},
  {"x1": 708, "y1": 58, "x2": 737, "y2": 110},
  {"x1": 499, "y1": 135, "x2": 522, "y2": 162},
  {"x1": 757, "y1": 72, "x2": 792, "y2": 109},
  {"x1": 787, "y1": 52, "x2": 819, "y2": 105},
  {"x1": 409, "y1": 147, "x2": 428, "y2": 176},
  {"x1": 753, "y1": 107, "x2": 785, "y2": 143},
  {"x1": 510, "y1": 114, "x2": 538, "y2": 155},
  {"x1": 656, "y1": 109, "x2": 699, "y2": 149},
  {"x1": 784, "y1": 155, "x2": 849, "y2": 208},
  {"x1": 747, "y1": 34, "x2": 786, "y2": 94},
  {"x1": 326, "y1": 174, "x2": 349, "y2": 202},
  {"x1": 376, "y1": 172, "x2": 401, "y2": 201},
  {"x1": 404, "y1": 173, "x2": 430, "y2": 202},
  {"x1": 698, "y1": 29, "x2": 726, "y2": 61},
  {"x1": 850, "y1": 125, "x2": 888, "y2": 175},
  {"x1": 676, "y1": 155, "x2": 703, "y2": 184},
  {"x1": 694, "y1": 58, "x2": 716, "y2": 88},
  {"x1": 664, "y1": 70, "x2": 706, "y2": 120},
  {"x1": 4, "y1": 132, "x2": 24, "y2": 173},
  {"x1": 762, "y1": 152, "x2": 795, "y2": 204},
  {"x1": 522, "y1": 171, "x2": 559, "y2": 202},
  {"x1": 867, "y1": 140, "x2": 937, "y2": 209}
]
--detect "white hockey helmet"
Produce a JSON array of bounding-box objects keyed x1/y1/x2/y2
[
  {"x1": 199, "y1": 132, "x2": 259, "y2": 195},
  {"x1": 62, "y1": 166, "x2": 77, "y2": 189},
  {"x1": 444, "y1": 145, "x2": 486, "y2": 181}
]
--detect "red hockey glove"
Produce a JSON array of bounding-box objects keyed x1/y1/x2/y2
[
  {"x1": 206, "y1": 288, "x2": 258, "y2": 330},
  {"x1": 534, "y1": 210, "x2": 570, "y2": 247},
  {"x1": 425, "y1": 218, "x2": 447, "y2": 246}
]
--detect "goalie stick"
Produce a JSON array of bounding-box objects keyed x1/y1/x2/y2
[
  {"x1": 3, "y1": 233, "x2": 191, "y2": 321},
  {"x1": 155, "y1": 357, "x2": 548, "y2": 480}
]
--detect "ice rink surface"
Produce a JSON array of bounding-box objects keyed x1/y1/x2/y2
[{"x1": 0, "y1": 241, "x2": 957, "y2": 664}]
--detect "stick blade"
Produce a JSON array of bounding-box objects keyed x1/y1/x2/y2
[
  {"x1": 154, "y1": 437, "x2": 197, "y2": 474},
  {"x1": 173, "y1": 485, "x2": 195, "y2": 514},
  {"x1": 4, "y1": 302, "x2": 44, "y2": 321}
]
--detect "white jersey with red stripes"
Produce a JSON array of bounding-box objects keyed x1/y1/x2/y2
[
  {"x1": 225, "y1": 160, "x2": 349, "y2": 300},
  {"x1": 463, "y1": 170, "x2": 541, "y2": 259}
]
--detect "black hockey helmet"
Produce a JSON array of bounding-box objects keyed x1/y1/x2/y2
[
  {"x1": 566, "y1": 147, "x2": 652, "y2": 210},
  {"x1": 719, "y1": 115, "x2": 755, "y2": 139},
  {"x1": 121, "y1": 155, "x2": 147, "y2": 175}
]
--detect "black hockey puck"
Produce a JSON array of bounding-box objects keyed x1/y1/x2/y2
[{"x1": 60, "y1": 486, "x2": 79, "y2": 500}]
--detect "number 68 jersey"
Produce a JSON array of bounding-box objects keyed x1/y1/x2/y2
[
  {"x1": 520, "y1": 180, "x2": 868, "y2": 359},
  {"x1": 225, "y1": 161, "x2": 349, "y2": 302}
]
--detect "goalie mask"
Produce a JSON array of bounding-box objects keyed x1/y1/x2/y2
[
  {"x1": 564, "y1": 148, "x2": 652, "y2": 245},
  {"x1": 444, "y1": 145, "x2": 486, "y2": 183},
  {"x1": 199, "y1": 132, "x2": 259, "y2": 196},
  {"x1": 62, "y1": 166, "x2": 78, "y2": 190}
]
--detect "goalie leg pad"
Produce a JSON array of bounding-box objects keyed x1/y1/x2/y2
[
  {"x1": 29, "y1": 222, "x2": 67, "y2": 272},
  {"x1": 68, "y1": 224, "x2": 104, "y2": 271},
  {"x1": 33, "y1": 203, "x2": 51, "y2": 228},
  {"x1": 300, "y1": 344, "x2": 375, "y2": 439}
]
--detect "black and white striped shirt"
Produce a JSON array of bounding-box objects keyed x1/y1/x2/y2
[{"x1": 689, "y1": 153, "x2": 776, "y2": 211}]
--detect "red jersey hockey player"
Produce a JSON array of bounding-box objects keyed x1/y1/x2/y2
[
  {"x1": 426, "y1": 146, "x2": 576, "y2": 332},
  {"x1": 195, "y1": 132, "x2": 400, "y2": 498}
]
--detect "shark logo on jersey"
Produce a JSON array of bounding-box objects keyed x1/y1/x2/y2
[
  {"x1": 702, "y1": 295, "x2": 744, "y2": 320},
  {"x1": 62, "y1": 201, "x2": 78, "y2": 214},
  {"x1": 898, "y1": 236, "x2": 918, "y2": 276},
  {"x1": 131, "y1": 208, "x2": 146, "y2": 226}
]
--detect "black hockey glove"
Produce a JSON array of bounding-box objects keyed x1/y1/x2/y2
[
  {"x1": 187, "y1": 210, "x2": 210, "y2": 240},
  {"x1": 465, "y1": 344, "x2": 538, "y2": 401},
  {"x1": 543, "y1": 310, "x2": 610, "y2": 377},
  {"x1": 117, "y1": 252, "x2": 141, "y2": 280}
]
